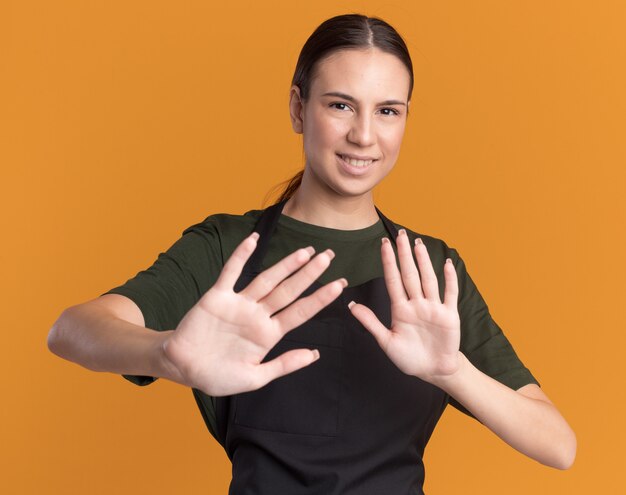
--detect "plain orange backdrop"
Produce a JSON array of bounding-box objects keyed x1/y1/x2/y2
[{"x1": 2, "y1": 1, "x2": 624, "y2": 493}]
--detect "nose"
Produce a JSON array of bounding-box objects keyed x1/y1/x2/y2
[{"x1": 347, "y1": 113, "x2": 375, "y2": 147}]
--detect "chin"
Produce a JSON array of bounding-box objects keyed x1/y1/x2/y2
[{"x1": 327, "y1": 180, "x2": 380, "y2": 199}]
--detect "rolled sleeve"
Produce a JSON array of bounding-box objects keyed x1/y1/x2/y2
[
  {"x1": 101, "y1": 218, "x2": 224, "y2": 386},
  {"x1": 446, "y1": 247, "x2": 539, "y2": 417}
]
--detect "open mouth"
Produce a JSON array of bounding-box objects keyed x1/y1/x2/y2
[{"x1": 336, "y1": 154, "x2": 377, "y2": 168}]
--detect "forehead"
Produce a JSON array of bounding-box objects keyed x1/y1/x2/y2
[{"x1": 309, "y1": 48, "x2": 411, "y2": 101}]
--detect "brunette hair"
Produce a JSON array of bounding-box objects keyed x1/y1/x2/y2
[{"x1": 271, "y1": 13, "x2": 414, "y2": 205}]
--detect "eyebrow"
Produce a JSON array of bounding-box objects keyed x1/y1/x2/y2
[{"x1": 321, "y1": 91, "x2": 407, "y2": 106}]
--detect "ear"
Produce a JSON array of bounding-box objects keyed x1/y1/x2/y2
[{"x1": 289, "y1": 85, "x2": 304, "y2": 134}]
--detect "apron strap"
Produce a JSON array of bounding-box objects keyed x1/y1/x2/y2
[
  {"x1": 241, "y1": 199, "x2": 288, "y2": 275},
  {"x1": 375, "y1": 205, "x2": 400, "y2": 240}
]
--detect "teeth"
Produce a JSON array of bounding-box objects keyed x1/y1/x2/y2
[{"x1": 341, "y1": 155, "x2": 374, "y2": 167}]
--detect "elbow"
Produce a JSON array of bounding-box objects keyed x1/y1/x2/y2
[
  {"x1": 47, "y1": 314, "x2": 63, "y2": 356},
  {"x1": 47, "y1": 307, "x2": 77, "y2": 358},
  {"x1": 550, "y1": 427, "x2": 577, "y2": 470}
]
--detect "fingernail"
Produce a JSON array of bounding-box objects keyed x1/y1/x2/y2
[
  {"x1": 250, "y1": 232, "x2": 260, "y2": 241},
  {"x1": 415, "y1": 237, "x2": 423, "y2": 246},
  {"x1": 382, "y1": 237, "x2": 390, "y2": 245},
  {"x1": 398, "y1": 228, "x2": 406, "y2": 237},
  {"x1": 326, "y1": 249, "x2": 335, "y2": 260},
  {"x1": 305, "y1": 246, "x2": 315, "y2": 256},
  {"x1": 348, "y1": 300, "x2": 356, "y2": 309},
  {"x1": 340, "y1": 278, "x2": 348, "y2": 288},
  {"x1": 446, "y1": 258, "x2": 452, "y2": 264},
  {"x1": 312, "y1": 349, "x2": 320, "y2": 360}
]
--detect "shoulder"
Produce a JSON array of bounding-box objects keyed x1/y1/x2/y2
[
  {"x1": 181, "y1": 209, "x2": 262, "y2": 238},
  {"x1": 177, "y1": 208, "x2": 263, "y2": 259}
]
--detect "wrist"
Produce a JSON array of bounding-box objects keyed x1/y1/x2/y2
[
  {"x1": 152, "y1": 330, "x2": 187, "y2": 386},
  {"x1": 427, "y1": 352, "x2": 470, "y2": 392}
]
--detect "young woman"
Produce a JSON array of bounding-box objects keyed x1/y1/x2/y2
[{"x1": 48, "y1": 13, "x2": 576, "y2": 494}]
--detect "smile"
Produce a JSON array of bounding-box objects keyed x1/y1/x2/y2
[
  {"x1": 336, "y1": 153, "x2": 379, "y2": 177},
  {"x1": 337, "y1": 154, "x2": 376, "y2": 168}
]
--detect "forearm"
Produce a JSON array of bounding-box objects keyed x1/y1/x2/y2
[
  {"x1": 48, "y1": 304, "x2": 186, "y2": 385},
  {"x1": 431, "y1": 352, "x2": 576, "y2": 469}
]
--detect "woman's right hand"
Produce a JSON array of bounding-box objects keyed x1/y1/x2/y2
[{"x1": 161, "y1": 232, "x2": 346, "y2": 397}]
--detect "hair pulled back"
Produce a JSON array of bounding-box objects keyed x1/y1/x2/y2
[{"x1": 272, "y1": 13, "x2": 413, "y2": 205}]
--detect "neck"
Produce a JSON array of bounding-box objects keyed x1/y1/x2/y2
[{"x1": 282, "y1": 175, "x2": 379, "y2": 230}]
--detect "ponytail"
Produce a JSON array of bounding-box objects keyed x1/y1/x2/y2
[
  {"x1": 275, "y1": 170, "x2": 304, "y2": 204},
  {"x1": 263, "y1": 169, "x2": 304, "y2": 207}
]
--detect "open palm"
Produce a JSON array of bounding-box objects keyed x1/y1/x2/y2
[
  {"x1": 349, "y1": 230, "x2": 461, "y2": 383},
  {"x1": 162, "y1": 232, "x2": 346, "y2": 397}
]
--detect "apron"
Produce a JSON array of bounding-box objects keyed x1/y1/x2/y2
[{"x1": 214, "y1": 200, "x2": 449, "y2": 495}]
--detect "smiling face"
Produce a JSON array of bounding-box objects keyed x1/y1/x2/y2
[{"x1": 289, "y1": 47, "x2": 411, "y2": 202}]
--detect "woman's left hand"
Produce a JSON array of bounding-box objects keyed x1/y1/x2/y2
[{"x1": 348, "y1": 229, "x2": 462, "y2": 384}]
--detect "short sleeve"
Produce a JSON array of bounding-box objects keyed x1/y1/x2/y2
[
  {"x1": 101, "y1": 218, "x2": 225, "y2": 386},
  {"x1": 446, "y1": 247, "x2": 540, "y2": 417}
]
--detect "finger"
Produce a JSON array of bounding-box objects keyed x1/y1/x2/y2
[
  {"x1": 272, "y1": 278, "x2": 347, "y2": 333},
  {"x1": 443, "y1": 258, "x2": 459, "y2": 309},
  {"x1": 241, "y1": 246, "x2": 316, "y2": 302},
  {"x1": 414, "y1": 238, "x2": 440, "y2": 301},
  {"x1": 213, "y1": 232, "x2": 260, "y2": 291},
  {"x1": 347, "y1": 301, "x2": 391, "y2": 350},
  {"x1": 381, "y1": 237, "x2": 408, "y2": 303},
  {"x1": 254, "y1": 348, "x2": 320, "y2": 390},
  {"x1": 258, "y1": 249, "x2": 337, "y2": 314},
  {"x1": 396, "y1": 229, "x2": 424, "y2": 300}
]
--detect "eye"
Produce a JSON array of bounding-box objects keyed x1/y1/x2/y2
[
  {"x1": 330, "y1": 102, "x2": 352, "y2": 112},
  {"x1": 379, "y1": 107, "x2": 400, "y2": 116}
]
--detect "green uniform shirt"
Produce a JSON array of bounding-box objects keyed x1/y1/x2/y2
[{"x1": 103, "y1": 208, "x2": 539, "y2": 438}]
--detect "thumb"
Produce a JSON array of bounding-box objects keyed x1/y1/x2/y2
[
  {"x1": 348, "y1": 301, "x2": 391, "y2": 349},
  {"x1": 255, "y1": 348, "x2": 320, "y2": 389}
]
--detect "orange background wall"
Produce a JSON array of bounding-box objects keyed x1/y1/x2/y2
[{"x1": 2, "y1": 1, "x2": 624, "y2": 493}]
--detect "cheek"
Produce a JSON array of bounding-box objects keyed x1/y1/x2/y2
[
  {"x1": 380, "y1": 126, "x2": 405, "y2": 155},
  {"x1": 304, "y1": 115, "x2": 347, "y2": 152}
]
